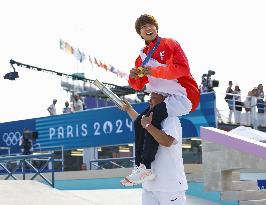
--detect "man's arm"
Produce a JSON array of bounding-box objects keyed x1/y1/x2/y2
[
  {"x1": 142, "y1": 39, "x2": 190, "y2": 80},
  {"x1": 146, "y1": 124, "x2": 175, "y2": 147},
  {"x1": 121, "y1": 99, "x2": 139, "y2": 121},
  {"x1": 141, "y1": 112, "x2": 175, "y2": 147},
  {"x1": 47, "y1": 106, "x2": 51, "y2": 114}
]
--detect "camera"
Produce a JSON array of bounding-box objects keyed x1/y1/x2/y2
[
  {"x1": 23, "y1": 130, "x2": 38, "y2": 140},
  {"x1": 21, "y1": 129, "x2": 38, "y2": 155},
  {"x1": 3, "y1": 72, "x2": 19, "y2": 80},
  {"x1": 208, "y1": 70, "x2": 215, "y2": 76},
  {"x1": 201, "y1": 70, "x2": 219, "y2": 92}
]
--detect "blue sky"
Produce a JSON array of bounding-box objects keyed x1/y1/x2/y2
[{"x1": 1, "y1": 0, "x2": 265, "y2": 122}]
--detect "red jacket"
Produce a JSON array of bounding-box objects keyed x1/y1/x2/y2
[{"x1": 128, "y1": 37, "x2": 200, "y2": 112}]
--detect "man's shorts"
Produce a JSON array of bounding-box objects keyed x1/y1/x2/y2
[{"x1": 142, "y1": 188, "x2": 186, "y2": 205}]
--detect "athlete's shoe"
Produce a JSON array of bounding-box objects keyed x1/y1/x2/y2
[
  {"x1": 120, "y1": 178, "x2": 135, "y2": 186},
  {"x1": 124, "y1": 164, "x2": 155, "y2": 185},
  {"x1": 120, "y1": 165, "x2": 139, "y2": 186}
]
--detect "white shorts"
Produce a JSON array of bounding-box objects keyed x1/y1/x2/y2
[{"x1": 142, "y1": 189, "x2": 186, "y2": 205}]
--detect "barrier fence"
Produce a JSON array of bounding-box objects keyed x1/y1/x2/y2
[
  {"x1": 89, "y1": 157, "x2": 135, "y2": 170},
  {"x1": 217, "y1": 92, "x2": 266, "y2": 129},
  {"x1": 0, "y1": 153, "x2": 55, "y2": 187}
]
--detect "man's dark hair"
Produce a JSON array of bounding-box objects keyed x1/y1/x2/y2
[{"x1": 135, "y1": 14, "x2": 159, "y2": 35}]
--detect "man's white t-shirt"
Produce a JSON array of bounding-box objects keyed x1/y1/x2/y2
[
  {"x1": 142, "y1": 117, "x2": 188, "y2": 192},
  {"x1": 73, "y1": 99, "x2": 83, "y2": 112},
  {"x1": 48, "y1": 104, "x2": 56, "y2": 115}
]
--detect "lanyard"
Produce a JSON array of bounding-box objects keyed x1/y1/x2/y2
[{"x1": 141, "y1": 37, "x2": 161, "y2": 67}]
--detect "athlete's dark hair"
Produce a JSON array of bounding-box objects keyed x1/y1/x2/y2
[{"x1": 135, "y1": 14, "x2": 158, "y2": 35}]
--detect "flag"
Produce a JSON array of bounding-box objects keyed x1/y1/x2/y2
[
  {"x1": 80, "y1": 52, "x2": 86, "y2": 63},
  {"x1": 65, "y1": 42, "x2": 73, "y2": 54},
  {"x1": 108, "y1": 65, "x2": 128, "y2": 79},
  {"x1": 74, "y1": 48, "x2": 81, "y2": 61},
  {"x1": 102, "y1": 63, "x2": 108, "y2": 70},
  {"x1": 59, "y1": 39, "x2": 65, "y2": 50},
  {"x1": 109, "y1": 65, "x2": 118, "y2": 75},
  {"x1": 94, "y1": 57, "x2": 100, "y2": 67},
  {"x1": 99, "y1": 61, "x2": 107, "y2": 70},
  {"x1": 88, "y1": 55, "x2": 93, "y2": 68},
  {"x1": 73, "y1": 48, "x2": 86, "y2": 63}
]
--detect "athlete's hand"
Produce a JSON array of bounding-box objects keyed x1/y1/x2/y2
[
  {"x1": 129, "y1": 67, "x2": 145, "y2": 78},
  {"x1": 143, "y1": 66, "x2": 151, "y2": 75},
  {"x1": 141, "y1": 112, "x2": 153, "y2": 128}
]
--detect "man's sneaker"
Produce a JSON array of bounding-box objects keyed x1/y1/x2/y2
[
  {"x1": 120, "y1": 165, "x2": 139, "y2": 186},
  {"x1": 124, "y1": 164, "x2": 155, "y2": 184},
  {"x1": 120, "y1": 178, "x2": 135, "y2": 186}
]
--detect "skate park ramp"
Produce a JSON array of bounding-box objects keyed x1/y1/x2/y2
[
  {"x1": 0, "y1": 180, "x2": 98, "y2": 205},
  {"x1": 0, "y1": 180, "x2": 221, "y2": 205}
]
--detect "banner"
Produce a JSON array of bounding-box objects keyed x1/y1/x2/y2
[
  {"x1": 0, "y1": 93, "x2": 216, "y2": 154},
  {"x1": 0, "y1": 119, "x2": 36, "y2": 154}
]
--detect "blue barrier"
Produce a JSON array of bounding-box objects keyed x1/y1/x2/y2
[
  {"x1": 0, "y1": 92, "x2": 216, "y2": 154},
  {"x1": 258, "y1": 180, "x2": 266, "y2": 190}
]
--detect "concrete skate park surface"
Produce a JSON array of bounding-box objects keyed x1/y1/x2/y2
[{"x1": 0, "y1": 180, "x2": 220, "y2": 205}]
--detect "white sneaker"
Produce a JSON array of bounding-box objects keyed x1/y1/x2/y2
[
  {"x1": 124, "y1": 164, "x2": 155, "y2": 184},
  {"x1": 120, "y1": 165, "x2": 139, "y2": 186},
  {"x1": 120, "y1": 178, "x2": 135, "y2": 186}
]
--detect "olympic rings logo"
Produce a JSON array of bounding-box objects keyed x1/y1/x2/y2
[{"x1": 2, "y1": 132, "x2": 21, "y2": 146}]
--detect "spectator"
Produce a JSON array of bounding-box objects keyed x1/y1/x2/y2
[
  {"x1": 47, "y1": 99, "x2": 57, "y2": 116},
  {"x1": 233, "y1": 85, "x2": 242, "y2": 124},
  {"x1": 72, "y1": 94, "x2": 83, "y2": 112},
  {"x1": 63, "y1": 101, "x2": 72, "y2": 114},
  {"x1": 256, "y1": 84, "x2": 264, "y2": 113},
  {"x1": 256, "y1": 84, "x2": 265, "y2": 125},
  {"x1": 244, "y1": 88, "x2": 257, "y2": 126},
  {"x1": 225, "y1": 81, "x2": 234, "y2": 123},
  {"x1": 264, "y1": 101, "x2": 266, "y2": 126}
]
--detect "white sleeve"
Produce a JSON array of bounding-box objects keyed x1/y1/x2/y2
[
  {"x1": 161, "y1": 117, "x2": 182, "y2": 143},
  {"x1": 165, "y1": 95, "x2": 192, "y2": 117}
]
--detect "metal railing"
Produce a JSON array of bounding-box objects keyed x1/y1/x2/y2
[
  {"x1": 0, "y1": 153, "x2": 55, "y2": 187},
  {"x1": 89, "y1": 157, "x2": 135, "y2": 170},
  {"x1": 217, "y1": 92, "x2": 266, "y2": 129},
  {"x1": 33, "y1": 145, "x2": 64, "y2": 172}
]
